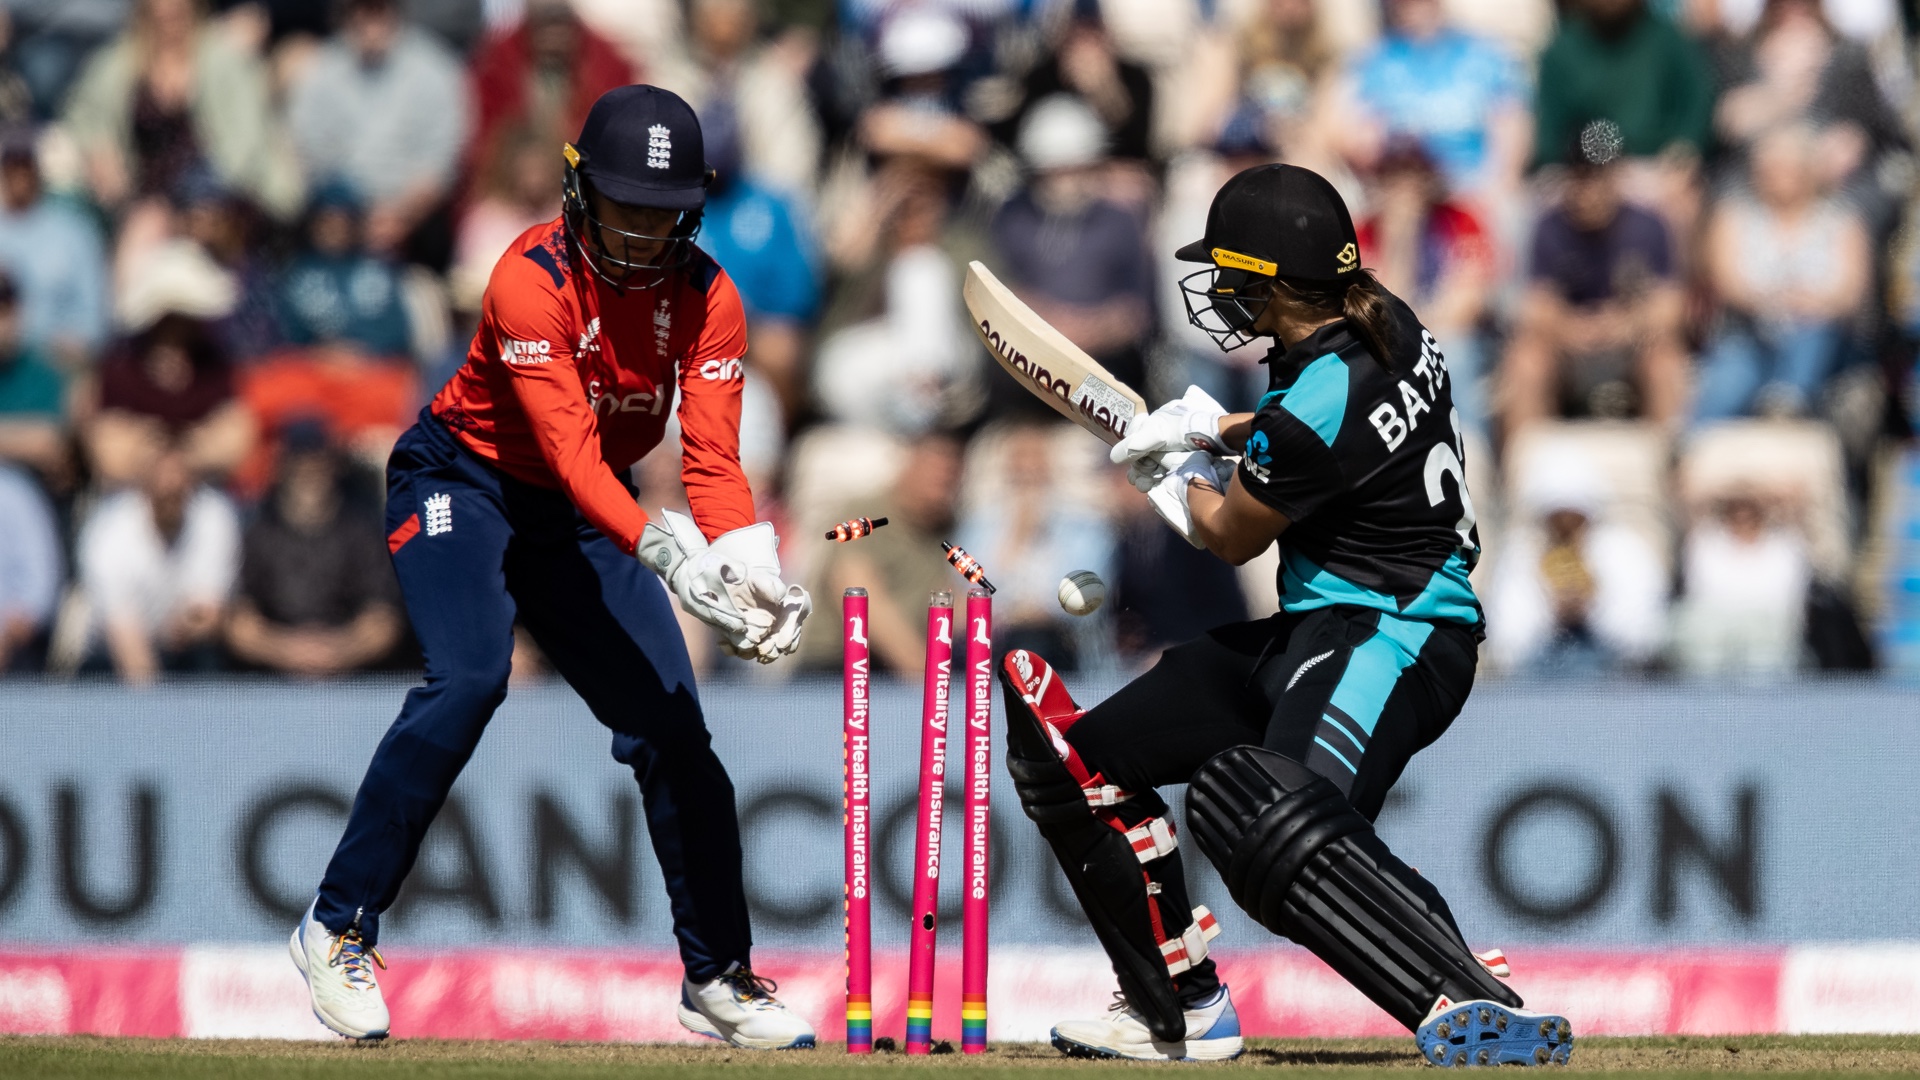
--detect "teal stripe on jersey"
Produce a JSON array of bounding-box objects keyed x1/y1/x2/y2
[
  {"x1": 1278, "y1": 354, "x2": 1348, "y2": 447},
  {"x1": 1321, "y1": 712, "x2": 1366, "y2": 753},
  {"x1": 1278, "y1": 549, "x2": 1481, "y2": 625},
  {"x1": 1326, "y1": 614, "x2": 1434, "y2": 736},
  {"x1": 1313, "y1": 735, "x2": 1358, "y2": 774}
]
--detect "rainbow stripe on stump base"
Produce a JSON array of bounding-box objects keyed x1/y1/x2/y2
[
  {"x1": 846, "y1": 994, "x2": 872, "y2": 1053},
  {"x1": 961, "y1": 993, "x2": 988, "y2": 1052},
  {"x1": 905, "y1": 993, "x2": 935, "y2": 1052}
]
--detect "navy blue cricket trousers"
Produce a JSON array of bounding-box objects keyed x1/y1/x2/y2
[{"x1": 314, "y1": 411, "x2": 751, "y2": 981}]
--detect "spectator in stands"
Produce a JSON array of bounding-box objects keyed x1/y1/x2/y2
[
  {"x1": 86, "y1": 240, "x2": 252, "y2": 488},
  {"x1": 856, "y1": 8, "x2": 988, "y2": 173},
  {"x1": 467, "y1": 0, "x2": 631, "y2": 195},
  {"x1": 990, "y1": 96, "x2": 1153, "y2": 416},
  {"x1": 1484, "y1": 457, "x2": 1669, "y2": 674},
  {"x1": 1499, "y1": 125, "x2": 1688, "y2": 431},
  {"x1": 700, "y1": 106, "x2": 819, "y2": 423},
  {"x1": 61, "y1": 0, "x2": 301, "y2": 219},
  {"x1": 235, "y1": 182, "x2": 419, "y2": 498},
  {"x1": 0, "y1": 460, "x2": 61, "y2": 674},
  {"x1": 1533, "y1": 0, "x2": 1715, "y2": 170},
  {"x1": 277, "y1": 182, "x2": 413, "y2": 360},
  {"x1": 1696, "y1": 124, "x2": 1868, "y2": 424},
  {"x1": 1714, "y1": 0, "x2": 1909, "y2": 206},
  {"x1": 174, "y1": 164, "x2": 280, "y2": 364},
  {"x1": 450, "y1": 127, "x2": 562, "y2": 312},
  {"x1": 813, "y1": 160, "x2": 982, "y2": 435},
  {"x1": 1219, "y1": 0, "x2": 1339, "y2": 183},
  {"x1": 0, "y1": 272, "x2": 68, "y2": 483},
  {"x1": 0, "y1": 138, "x2": 109, "y2": 367},
  {"x1": 1671, "y1": 489, "x2": 1810, "y2": 675},
  {"x1": 78, "y1": 439, "x2": 240, "y2": 682},
  {"x1": 1234, "y1": 0, "x2": 1336, "y2": 125},
  {"x1": 1334, "y1": 0, "x2": 1530, "y2": 201},
  {"x1": 955, "y1": 424, "x2": 1115, "y2": 671},
  {"x1": 1000, "y1": 2, "x2": 1155, "y2": 167},
  {"x1": 287, "y1": 0, "x2": 471, "y2": 267},
  {"x1": 1535, "y1": 0, "x2": 1714, "y2": 239},
  {"x1": 681, "y1": 0, "x2": 823, "y2": 199},
  {"x1": 803, "y1": 435, "x2": 965, "y2": 675},
  {"x1": 226, "y1": 426, "x2": 403, "y2": 677},
  {"x1": 1357, "y1": 140, "x2": 1496, "y2": 434}
]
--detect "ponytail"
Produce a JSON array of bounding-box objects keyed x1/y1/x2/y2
[
  {"x1": 1270, "y1": 269, "x2": 1398, "y2": 367},
  {"x1": 1339, "y1": 271, "x2": 1397, "y2": 368}
]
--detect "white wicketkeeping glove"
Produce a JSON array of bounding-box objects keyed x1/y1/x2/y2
[
  {"x1": 1109, "y1": 385, "x2": 1229, "y2": 468},
  {"x1": 706, "y1": 522, "x2": 812, "y2": 664},
  {"x1": 1141, "y1": 450, "x2": 1236, "y2": 549},
  {"x1": 637, "y1": 510, "x2": 754, "y2": 642}
]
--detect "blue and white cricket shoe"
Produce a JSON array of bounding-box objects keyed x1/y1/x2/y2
[
  {"x1": 1051, "y1": 986, "x2": 1244, "y2": 1061},
  {"x1": 289, "y1": 900, "x2": 389, "y2": 1040},
  {"x1": 677, "y1": 964, "x2": 816, "y2": 1049},
  {"x1": 1415, "y1": 998, "x2": 1572, "y2": 1067}
]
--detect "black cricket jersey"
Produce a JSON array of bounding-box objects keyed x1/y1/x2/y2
[{"x1": 1235, "y1": 289, "x2": 1481, "y2": 628}]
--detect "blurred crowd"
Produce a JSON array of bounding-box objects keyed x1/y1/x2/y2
[{"x1": 0, "y1": 0, "x2": 1916, "y2": 683}]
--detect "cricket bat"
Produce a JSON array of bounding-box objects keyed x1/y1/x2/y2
[
  {"x1": 963, "y1": 261, "x2": 1207, "y2": 547},
  {"x1": 962, "y1": 261, "x2": 1147, "y2": 446}
]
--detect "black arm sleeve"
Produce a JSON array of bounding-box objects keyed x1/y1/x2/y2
[{"x1": 1235, "y1": 406, "x2": 1348, "y2": 522}]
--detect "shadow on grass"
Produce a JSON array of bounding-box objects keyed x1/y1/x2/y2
[{"x1": 1244, "y1": 1046, "x2": 1415, "y2": 1067}]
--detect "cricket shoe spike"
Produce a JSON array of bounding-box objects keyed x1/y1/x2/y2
[
  {"x1": 678, "y1": 964, "x2": 817, "y2": 1050},
  {"x1": 1051, "y1": 986, "x2": 1245, "y2": 1062},
  {"x1": 289, "y1": 900, "x2": 389, "y2": 1040},
  {"x1": 1415, "y1": 999, "x2": 1572, "y2": 1068}
]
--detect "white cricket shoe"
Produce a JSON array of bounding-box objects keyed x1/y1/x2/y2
[
  {"x1": 1051, "y1": 986, "x2": 1245, "y2": 1061},
  {"x1": 289, "y1": 900, "x2": 390, "y2": 1040},
  {"x1": 677, "y1": 964, "x2": 817, "y2": 1049}
]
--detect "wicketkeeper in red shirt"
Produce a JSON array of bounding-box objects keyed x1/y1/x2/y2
[{"x1": 290, "y1": 85, "x2": 816, "y2": 1049}]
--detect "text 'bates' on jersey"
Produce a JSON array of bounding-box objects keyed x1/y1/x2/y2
[{"x1": 1235, "y1": 290, "x2": 1481, "y2": 627}]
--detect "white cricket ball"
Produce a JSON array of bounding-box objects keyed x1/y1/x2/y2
[{"x1": 1057, "y1": 570, "x2": 1106, "y2": 617}]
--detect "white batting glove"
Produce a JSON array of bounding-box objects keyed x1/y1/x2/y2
[
  {"x1": 706, "y1": 522, "x2": 812, "y2": 664},
  {"x1": 636, "y1": 510, "x2": 752, "y2": 640},
  {"x1": 1127, "y1": 455, "x2": 1168, "y2": 493},
  {"x1": 1109, "y1": 385, "x2": 1229, "y2": 467},
  {"x1": 1142, "y1": 450, "x2": 1235, "y2": 549}
]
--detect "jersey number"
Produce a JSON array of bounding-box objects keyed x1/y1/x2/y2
[{"x1": 1423, "y1": 408, "x2": 1476, "y2": 550}]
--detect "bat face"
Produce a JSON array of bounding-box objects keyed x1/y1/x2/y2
[
  {"x1": 974, "y1": 317, "x2": 1138, "y2": 443},
  {"x1": 964, "y1": 262, "x2": 1147, "y2": 446}
]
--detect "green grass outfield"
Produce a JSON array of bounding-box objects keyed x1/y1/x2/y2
[{"x1": 8, "y1": 1035, "x2": 1920, "y2": 1079}]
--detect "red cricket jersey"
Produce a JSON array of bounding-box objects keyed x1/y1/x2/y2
[{"x1": 431, "y1": 218, "x2": 754, "y2": 554}]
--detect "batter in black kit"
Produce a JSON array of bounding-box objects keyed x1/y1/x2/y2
[{"x1": 999, "y1": 164, "x2": 1572, "y2": 1066}]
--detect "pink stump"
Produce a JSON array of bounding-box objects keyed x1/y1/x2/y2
[
  {"x1": 960, "y1": 589, "x2": 993, "y2": 1052},
  {"x1": 842, "y1": 589, "x2": 872, "y2": 1053},
  {"x1": 905, "y1": 592, "x2": 953, "y2": 1054}
]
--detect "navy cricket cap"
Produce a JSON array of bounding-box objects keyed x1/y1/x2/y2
[
  {"x1": 1175, "y1": 163, "x2": 1359, "y2": 285},
  {"x1": 566, "y1": 85, "x2": 708, "y2": 211}
]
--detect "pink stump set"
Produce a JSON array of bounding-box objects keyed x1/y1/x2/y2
[{"x1": 843, "y1": 587, "x2": 993, "y2": 1054}]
